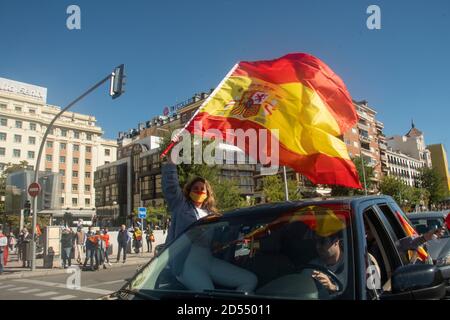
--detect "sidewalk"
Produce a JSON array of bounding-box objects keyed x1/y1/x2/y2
[{"x1": 1, "y1": 251, "x2": 154, "y2": 280}]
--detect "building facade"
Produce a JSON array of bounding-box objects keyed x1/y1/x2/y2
[
  {"x1": 343, "y1": 100, "x2": 384, "y2": 190},
  {"x1": 385, "y1": 148, "x2": 424, "y2": 187},
  {"x1": 427, "y1": 144, "x2": 450, "y2": 192},
  {"x1": 0, "y1": 77, "x2": 117, "y2": 213}
]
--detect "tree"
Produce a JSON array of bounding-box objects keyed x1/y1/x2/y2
[
  {"x1": 214, "y1": 178, "x2": 246, "y2": 212},
  {"x1": 418, "y1": 167, "x2": 448, "y2": 206},
  {"x1": 261, "y1": 175, "x2": 301, "y2": 203},
  {"x1": 331, "y1": 157, "x2": 374, "y2": 196},
  {"x1": 379, "y1": 175, "x2": 408, "y2": 204}
]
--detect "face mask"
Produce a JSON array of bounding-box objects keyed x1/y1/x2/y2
[{"x1": 189, "y1": 191, "x2": 207, "y2": 204}]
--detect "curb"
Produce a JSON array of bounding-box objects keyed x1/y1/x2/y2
[{"x1": 1, "y1": 257, "x2": 152, "y2": 280}]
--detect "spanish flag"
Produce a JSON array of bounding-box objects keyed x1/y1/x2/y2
[
  {"x1": 185, "y1": 53, "x2": 361, "y2": 188},
  {"x1": 395, "y1": 211, "x2": 428, "y2": 261}
]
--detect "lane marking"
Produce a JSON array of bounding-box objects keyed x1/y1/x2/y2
[
  {"x1": 51, "y1": 295, "x2": 76, "y2": 300},
  {"x1": 34, "y1": 291, "x2": 59, "y2": 297},
  {"x1": 19, "y1": 288, "x2": 42, "y2": 294},
  {"x1": 14, "y1": 279, "x2": 113, "y2": 295},
  {"x1": 7, "y1": 286, "x2": 28, "y2": 291}
]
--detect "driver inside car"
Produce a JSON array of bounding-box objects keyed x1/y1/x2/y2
[{"x1": 308, "y1": 232, "x2": 345, "y2": 294}]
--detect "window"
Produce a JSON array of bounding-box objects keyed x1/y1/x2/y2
[
  {"x1": 15, "y1": 120, "x2": 22, "y2": 129},
  {"x1": 86, "y1": 146, "x2": 92, "y2": 153},
  {"x1": 87, "y1": 134, "x2": 92, "y2": 141},
  {"x1": 60, "y1": 143, "x2": 66, "y2": 150},
  {"x1": 73, "y1": 157, "x2": 79, "y2": 164},
  {"x1": 60, "y1": 197, "x2": 64, "y2": 205},
  {"x1": 29, "y1": 136, "x2": 36, "y2": 145},
  {"x1": 72, "y1": 184, "x2": 78, "y2": 191},
  {"x1": 85, "y1": 185, "x2": 91, "y2": 192},
  {"x1": 73, "y1": 145, "x2": 80, "y2": 152},
  {"x1": 29, "y1": 123, "x2": 36, "y2": 131},
  {"x1": 61, "y1": 129, "x2": 67, "y2": 137},
  {"x1": 85, "y1": 172, "x2": 91, "y2": 178},
  {"x1": 28, "y1": 151, "x2": 35, "y2": 159},
  {"x1": 29, "y1": 109, "x2": 36, "y2": 114},
  {"x1": 72, "y1": 198, "x2": 78, "y2": 206},
  {"x1": 48, "y1": 128, "x2": 54, "y2": 135},
  {"x1": 105, "y1": 149, "x2": 111, "y2": 156},
  {"x1": 46, "y1": 155, "x2": 52, "y2": 162},
  {"x1": 105, "y1": 161, "x2": 110, "y2": 165},
  {"x1": 0, "y1": 118, "x2": 7, "y2": 126},
  {"x1": 85, "y1": 159, "x2": 91, "y2": 166},
  {"x1": 0, "y1": 148, "x2": 5, "y2": 156},
  {"x1": 85, "y1": 198, "x2": 91, "y2": 206},
  {"x1": 74, "y1": 131, "x2": 80, "y2": 139},
  {"x1": 46, "y1": 141, "x2": 53, "y2": 148},
  {"x1": 60, "y1": 156, "x2": 66, "y2": 163},
  {"x1": 15, "y1": 106, "x2": 22, "y2": 112},
  {"x1": 45, "y1": 168, "x2": 52, "y2": 173},
  {"x1": 0, "y1": 103, "x2": 6, "y2": 110},
  {"x1": 61, "y1": 183, "x2": 65, "y2": 191},
  {"x1": 59, "y1": 169, "x2": 65, "y2": 176},
  {"x1": 13, "y1": 149, "x2": 20, "y2": 157},
  {"x1": 361, "y1": 142, "x2": 370, "y2": 150},
  {"x1": 73, "y1": 171, "x2": 78, "y2": 178},
  {"x1": 0, "y1": 132, "x2": 6, "y2": 141},
  {"x1": 14, "y1": 134, "x2": 21, "y2": 143}
]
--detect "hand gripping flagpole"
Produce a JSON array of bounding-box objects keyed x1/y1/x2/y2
[{"x1": 160, "y1": 63, "x2": 239, "y2": 159}]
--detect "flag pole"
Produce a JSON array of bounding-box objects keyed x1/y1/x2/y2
[
  {"x1": 283, "y1": 166, "x2": 289, "y2": 201},
  {"x1": 360, "y1": 153, "x2": 368, "y2": 195},
  {"x1": 160, "y1": 63, "x2": 239, "y2": 159}
]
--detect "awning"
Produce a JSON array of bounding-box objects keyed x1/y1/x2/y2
[{"x1": 38, "y1": 209, "x2": 96, "y2": 218}]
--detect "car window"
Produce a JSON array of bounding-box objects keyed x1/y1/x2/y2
[
  {"x1": 410, "y1": 218, "x2": 449, "y2": 237},
  {"x1": 128, "y1": 204, "x2": 354, "y2": 300},
  {"x1": 363, "y1": 207, "x2": 403, "y2": 297}
]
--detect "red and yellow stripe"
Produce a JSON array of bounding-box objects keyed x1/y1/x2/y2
[{"x1": 187, "y1": 53, "x2": 361, "y2": 188}]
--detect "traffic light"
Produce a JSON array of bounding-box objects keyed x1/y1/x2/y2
[
  {"x1": 24, "y1": 200, "x2": 31, "y2": 217},
  {"x1": 110, "y1": 64, "x2": 125, "y2": 99}
]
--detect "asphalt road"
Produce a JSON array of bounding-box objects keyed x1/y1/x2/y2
[{"x1": 0, "y1": 264, "x2": 139, "y2": 300}]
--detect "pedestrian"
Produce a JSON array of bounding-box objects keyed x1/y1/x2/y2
[
  {"x1": 61, "y1": 228, "x2": 75, "y2": 268},
  {"x1": 75, "y1": 226, "x2": 85, "y2": 264},
  {"x1": 116, "y1": 224, "x2": 130, "y2": 263},
  {"x1": 0, "y1": 228, "x2": 8, "y2": 274},
  {"x1": 83, "y1": 232, "x2": 98, "y2": 271},
  {"x1": 101, "y1": 228, "x2": 112, "y2": 267},
  {"x1": 145, "y1": 226, "x2": 154, "y2": 253},
  {"x1": 8, "y1": 232, "x2": 16, "y2": 255},
  {"x1": 133, "y1": 227, "x2": 142, "y2": 253},
  {"x1": 95, "y1": 230, "x2": 106, "y2": 270},
  {"x1": 19, "y1": 228, "x2": 32, "y2": 268},
  {"x1": 161, "y1": 146, "x2": 258, "y2": 292}
]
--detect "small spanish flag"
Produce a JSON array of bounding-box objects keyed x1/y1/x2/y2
[
  {"x1": 186, "y1": 53, "x2": 361, "y2": 188},
  {"x1": 395, "y1": 211, "x2": 428, "y2": 261}
]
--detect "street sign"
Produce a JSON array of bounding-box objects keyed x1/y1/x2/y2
[
  {"x1": 138, "y1": 207, "x2": 147, "y2": 219},
  {"x1": 28, "y1": 182, "x2": 41, "y2": 197}
]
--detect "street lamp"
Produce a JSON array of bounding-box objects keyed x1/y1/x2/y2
[{"x1": 29, "y1": 65, "x2": 126, "y2": 271}]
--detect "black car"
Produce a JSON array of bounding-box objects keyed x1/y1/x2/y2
[
  {"x1": 105, "y1": 196, "x2": 447, "y2": 300},
  {"x1": 407, "y1": 211, "x2": 450, "y2": 277}
]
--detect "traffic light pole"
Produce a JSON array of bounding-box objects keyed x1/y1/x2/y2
[{"x1": 30, "y1": 74, "x2": 112, "y2": 271}]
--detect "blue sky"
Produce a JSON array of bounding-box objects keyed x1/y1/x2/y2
[{"x1": 0, "y1": 0, "x2": 449, "y2": 150}]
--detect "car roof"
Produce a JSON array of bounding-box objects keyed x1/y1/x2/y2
[
  {"x1": 406, "y1": 211, "x2": 448, "y2": 219},
  {"x1": 220, "y1": 195, "x2": 394, "y2": 218}
]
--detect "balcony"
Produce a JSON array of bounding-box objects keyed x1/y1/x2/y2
[
  {"x1": 359, "y1": 134, "x2": 371, "y2": 144},
  {"x1": 379, "y1": 143, "x2": 387, "y2": 150},
  {"x1": 357, "y1": 122, "x2": 370, "y2": 132}
]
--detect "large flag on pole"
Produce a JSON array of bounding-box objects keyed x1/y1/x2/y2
[{"x1": 164, "y1": 53, "x2": 361, "y2": 188}]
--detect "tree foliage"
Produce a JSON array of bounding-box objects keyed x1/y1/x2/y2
[
  {"x1": 261, "y1": 174, "x2": 301, "y2": 203},
  {"x1": 331, "y1": 157, "x2": 375, "y2": 196}
]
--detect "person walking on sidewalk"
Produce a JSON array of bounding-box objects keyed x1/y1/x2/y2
[
  {"x1": 19, "y1": 228, "x2": 32, "y2": 268},
  {"x1": 8, "y1": 232, "x2": 16, "y2": 255},
  {"x1": 101, "y1": 228, "x2": 112, "y2": 267},
  {"x1": 0, "y1": 228, "x2": 8, "y2": 275},
  {"x1": 117, "y1": 224, "x2": 130, "y2": 263},
  {"x1": 95, "y1": 230, "x2": 106, "y2": 270},
  {"x1": 75, "y1": 227, "x2": 85, "y2": 264},
  {"x1": 61, "y1": 228, "x2": 75, "y2": 269},
  {"x1": 145, "y1": 226, "x2": 154, "y2": 253},
  {"x1": 133, "y1": 227, "x2": 143, "y2": 253},
  {"x1": 83, "y1": 232, "x2": 99, "y2": 271}
]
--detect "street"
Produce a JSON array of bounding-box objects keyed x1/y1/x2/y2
[{"x1": 0, "y1": 264, "x2": 138, "y2": 300}]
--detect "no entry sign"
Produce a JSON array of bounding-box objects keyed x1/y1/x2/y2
[{"x1": 28, "y1": 182, "x2": 41, "y2": 197}]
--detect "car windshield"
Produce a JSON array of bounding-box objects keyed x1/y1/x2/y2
[
  {"x1": 128, "y1": 203, "x2": 353, "y2": 300},
  {"x1": 409, "y1": 217, "x2": 450, "y2": 237}
]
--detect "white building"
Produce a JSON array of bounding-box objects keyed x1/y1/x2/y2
[
  {"x1": 0, "y1": 77, "x2": 117, "y2": 211},
  {"x1": 386, "y1": 148, "x2": 424, "y2": 187}
]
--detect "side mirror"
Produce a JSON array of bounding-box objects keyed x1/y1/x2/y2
[
  {"x1": 384, "y1": 264, "x2": 446, "y2": 300},
  {"x1": 154, "y1": 244, "x2": 166, "y2": 257}
]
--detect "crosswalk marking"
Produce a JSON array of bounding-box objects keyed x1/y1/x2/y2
[
  {"x1": 50, "y1": 295, "x2": 76, "y2": 300},
  {"x1": 19, "y1": 288, "x2": 42, "y2": 294},
  {"x1": 14, "y1": 279, "x2": 112, "y2": 295},
  {"x1": 7, "y1": 286, "x2": 28, "y2": 291},
  {"x1": 34, "y1": 291, "x2": 59, "y2": 297},
  {"x1": 0, "y1": 285, "x2": 15, "y2": 289}
]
